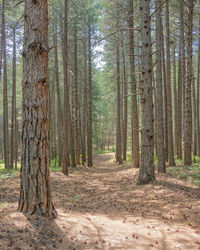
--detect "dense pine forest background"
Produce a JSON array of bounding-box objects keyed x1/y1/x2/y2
[
  {"x1": 0, "y1": 0, "x2": 200, "y2": 248},
  {"x1": 0, "y1": 0, "x2": 200, "y2": 182}
]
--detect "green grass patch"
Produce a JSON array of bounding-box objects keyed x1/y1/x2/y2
[
  {"x1": 95, "y1": 149, "x2": 114, "y2": 154},
  {"x1": 168, "y1": 160, "x2": 200, "y2": 188},
  {"x1": 50, "y1": 164, "x2": 61, "y2": 172},
  {"x1": 50, "y1": 158, "x2": 61, "y2": 172},
  {"x1": 0, "y1": 162, "x2": 20, "y2": 179}
]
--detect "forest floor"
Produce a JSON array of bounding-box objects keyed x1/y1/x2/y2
[{"x1": 0, "y1": 153, "x2": 200, "y2": 250}]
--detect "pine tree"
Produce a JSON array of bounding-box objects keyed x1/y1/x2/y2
[
  {"x1": 137, "y1": 0, "x2": 155, "y2": 184},
  {"x1": 18, "y1": 0, "x2": 56, "y2": 218}
]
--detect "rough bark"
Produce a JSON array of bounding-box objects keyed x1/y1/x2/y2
[
  {"x1": 184, "y1": 0, "x2": 193, "y2": 165},
  {"x1": 128, "y1": 0, "x2": 140, "y2": 168},
  {"x1": 18, "y1": 0, "x2": 56, "y2": 218},
  {"x1": 155, "y1": 0, "x2": 166, "y2": 173},
  {"x1": 137, "y1": 0, "x2": 155, "y2": 184}
]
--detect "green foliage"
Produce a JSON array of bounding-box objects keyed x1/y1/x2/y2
[{"x1": 50, "y1": 158, "x2": 61, "y2": 172}]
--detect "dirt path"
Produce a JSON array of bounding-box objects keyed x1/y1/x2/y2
[{"x1": 0, "y1": 153, "x2": 200, "y2": 249}]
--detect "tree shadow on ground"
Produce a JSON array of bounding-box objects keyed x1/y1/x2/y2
[
  {"x1": 0, "y1": 206, "x2": 84, "y2": 249},
  {"x1": 1, "y1": 153, "x2": 200, "y2": 249}
]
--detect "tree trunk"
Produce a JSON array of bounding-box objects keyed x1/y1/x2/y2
[
  {"x1": 180, "y1": 1, "x2": 186, "y2": 147},
  {"x1": 11, "y1": 26, "x2": 17, "y2": 169},
  {"x1": 53, "y1": 25, "x2": 63, "y2": 167},
  {"x1": 173, "y1": 46, "x2": 178, "y2": 156},
  {"x1": 62, "y1": 0, "x2": 70, "y2": 173},
  {"x1": 161, "y1": 23, "x2": 168, "y2": 162},
  {"x1": 192, "y1": 70, "x2": 197, "y2": 156},
  {"x1": 115, "y1": 9, "x2": 123, "y2": 165},
  {"x1": 18, "y1": 0, "x2": 56, "y2": 218},
  {"x1": 128, "y1": 0, "x2": 140, "y2": 168},
  {"x1": 15, "y1": 108, "x2": 19, "y2": 170},
  {"x1": 137, "y1": 0, "x2": 155, "y2": 184},
  {"x1": 74, "y1": 22, "x2": 80, "y2": 165},
  {"x1": 166, "y1": 0, "x2": 175, "y2": 166},
  {"x1": 50, "y1": 70, "x2": 57, "y2": 162},
  {"x1": 184, "y1": 0, "x2": 193, "y2": 165},
  {"x1": 177, "y1": 41, "x2": 183, "y2": 159},
  {"x1": 87, "y1": 24, "x2": 93, "y2": 167},
  {"x1": 82, "y1": 41, "x2": 87, "y2": 165},
  {"x1": 121, "y1": 35, "x2": 127, "y2": 161},
  {"x1": 197, "y1": 19, "x2": 200, "y2": 156},
  {"x1": 2, "y1": 0, "x2": 9, "y2": 169},
  {"x1": 155, "y1": 0, "x2": 166, "y2": 173}
]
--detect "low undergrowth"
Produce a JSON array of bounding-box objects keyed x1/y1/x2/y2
[{"x1": 168, "y1": 161, "x2": 200, "y2": 188}]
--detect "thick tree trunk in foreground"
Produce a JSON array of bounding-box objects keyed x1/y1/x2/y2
[
  {"x1": 128, "y1": 0, "x2": 139, "y2": 168},
  {"x1": 155, "y1": 0, "x2": 166, "y2": 173},
  {"x1": 137, "y1": 0, "x2": 155, "y2": 184},
  {"x1": 19, "y1": 0, "x2": 56, "y2": 218},
  {"x1": 184, "y1": 0, "x2": 193, "y2": 165}
]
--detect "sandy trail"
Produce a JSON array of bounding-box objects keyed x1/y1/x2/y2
[{"x1": 0, "y1": 153, "x2": 200, "y2": 249}]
